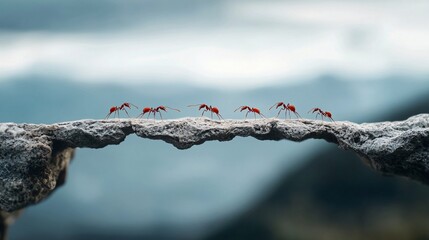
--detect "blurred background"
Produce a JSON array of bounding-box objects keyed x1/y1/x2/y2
[{"x1": 1, "y1": 0, "x2": 429, "y2": 239}]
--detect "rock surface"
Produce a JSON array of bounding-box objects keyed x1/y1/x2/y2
[{"x1": 1, "y1": 115, "x2": 429, "y2": 212}]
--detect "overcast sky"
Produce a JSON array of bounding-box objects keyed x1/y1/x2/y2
[{"x1": 0, "y1": 0, "x2": 428, "y2": 88}]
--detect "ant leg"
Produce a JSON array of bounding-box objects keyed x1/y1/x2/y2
[
  {"x1": 260, "y1": 113, "x2": 266, "y2": 118},
  {"x1": 294, "y1": 112, "x2": 302, "y2": 119},
  {"x1": 159, "y1": 111, "x2": 163, "y2": 120},
  {"x1": 254, "y1": 112, "x2": 256, "y2": 119},
  {"x1": 217, "y1": 113, "x2": 224, "y2": 120},
  {"x1": 245, "y1": 111, "x2": 250, "y2": 119},
  {"x1": 105, "y1": 112, "x2": 112, "y2": 119},
  {"x1": 211, "y1": 111, "x2": 213, "y2": 119},
  {"x1": 123, "y1": 109, "x2": 130, "y2": 118},
  {"x1": 269, "y1": 103, "x2": 277, "y2": 110},
  {"x1": 276, "y1": 109, "x2": 282, "y2": 118},
  {"x1": 329, "y1": 117, "x2": 335, "y2": 122}
]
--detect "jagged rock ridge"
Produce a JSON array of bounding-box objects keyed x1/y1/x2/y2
[{"x1": 1, "y1": 114, "x2": 429, "y2": 213}]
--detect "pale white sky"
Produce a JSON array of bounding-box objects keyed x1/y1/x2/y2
[{"x1": 0, "y1": 0, "x2": 428, "y2": 88}]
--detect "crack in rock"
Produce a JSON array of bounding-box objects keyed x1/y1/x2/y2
[{"x1": 1, "y1": 114, "x2": 429, "y2": 212}]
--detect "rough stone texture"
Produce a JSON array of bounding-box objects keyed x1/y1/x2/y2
[{"x1": 1, "y1": 114, "x2": 429, "y2": 212}]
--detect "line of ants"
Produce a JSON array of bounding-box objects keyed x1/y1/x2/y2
[{"x1": 105, "y1": 102, "x2": 335, "y2": 122}]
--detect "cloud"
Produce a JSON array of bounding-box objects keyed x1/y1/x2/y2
[{"x1": 1, "y1": 1, "x2": 428, "y2": 88}]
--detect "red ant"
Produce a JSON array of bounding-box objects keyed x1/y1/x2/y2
[
  {"x1": 137, "y1": 106, "x2": 180, "y2": 119},
  {"x1": 188, "y1": 104, "x2": 224, "y2": 120},
  {"x1": 308, "y1": 108, "x2": 324, "y2": 119},
  {"x1": 105, "y1": 102, "x2": 138, "y2": 119},
  {"x1": 269, "y1": 102, "x2": 301, "y2": 119},
  {"x1": 234, "y1": 106, "x2": 265, "y2": 119},
  {"x1": 308, "y1": 108, "x2": 335, "y2": 122}
]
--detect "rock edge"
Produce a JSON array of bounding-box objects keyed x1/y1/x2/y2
[{"x1": 1, "y1": 115, "x2": 429, "y2": 212}]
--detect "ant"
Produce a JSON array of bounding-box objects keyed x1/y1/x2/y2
[
  {"x1": 308, "y1": 108, "x2": 325, "y2": 120},
  {"x1": 269, "y1": 102, "x2": 301, "y2": 119},
  {"x1": 105, "y1": 102, "x2": 138, "y2": 119},
  {"x1": 308, "y1": 108, "x2": 335, "y2": 122},
  {"x1": 138, "y1": 106, "x2": 180, "y2": 120},
  {"x1": 234, "y1": 106, "x2": 265, "y2": 119},
  {"x1": 188, "y1": 104, "x2": 224, "y2": 120}
]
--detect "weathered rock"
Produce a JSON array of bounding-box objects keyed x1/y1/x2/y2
[{"x1": 1, "y1": 115, "x2": 429, "y2": 212}]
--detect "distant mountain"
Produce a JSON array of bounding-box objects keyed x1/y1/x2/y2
[
  {"x1": 205, "y1": 89, "x2": 429, "y2": 240},
  {"x1": 2, "y1": 76, "x2": 429, "y2": 240}
]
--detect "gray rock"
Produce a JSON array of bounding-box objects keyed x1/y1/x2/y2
[{"x1": 1, "y1": 115, "x2": 429, "y2": 212}]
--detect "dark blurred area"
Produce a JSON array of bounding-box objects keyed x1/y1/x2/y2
[
  {"x1": 0, "y1": 0, "x2": 219, "y2": 31},
  {"x1": 206, "y1": 92, "x2": 429, "y2": 240}
]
